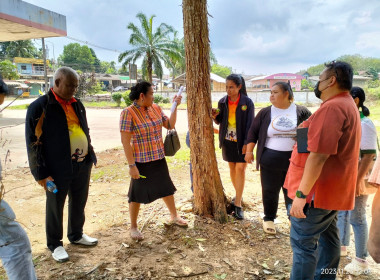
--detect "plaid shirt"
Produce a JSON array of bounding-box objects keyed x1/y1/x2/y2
[{"x1": 120, "y1": 102, "x2": 168, "y2": 163}]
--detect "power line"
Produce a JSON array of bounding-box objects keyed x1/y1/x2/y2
[{"x1": 66, "y1": 36, "x2": 123, "y2": 54}]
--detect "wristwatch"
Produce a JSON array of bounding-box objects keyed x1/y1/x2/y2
[
  {"x1": 128, "y1": 163, "x2": 136, "y2": 168},
  {"x1": 296, "y1": 190, "x2": 307, "y2": 199}
]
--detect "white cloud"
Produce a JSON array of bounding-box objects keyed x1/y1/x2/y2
[
  {"x1": 235, "y1": 33, "x2": 291, "y2": 56},
  {"x1": 353, "y1": 11, "x2": 372, "y2": 25},
  {"x1": 356, "y1": 32, "x2": 380, "y2": 51}
]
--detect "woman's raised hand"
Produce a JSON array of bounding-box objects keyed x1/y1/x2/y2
[{"x1": 172, "y1": 95, "x2": 182, "y2": 107}]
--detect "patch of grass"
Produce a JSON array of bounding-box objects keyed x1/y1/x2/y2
[
  {"x1": 7, "y1": 104, "x2": 29, "y2": 110},
  {"x1": 82, "y1": 101, "x2": 121, "y2": 108},
  {"x1": 92, "y1": 170, "x2": 105, "y2": 181},
  {"x1": 368, "y1": 101, "x2": 380, "y2": 134}
]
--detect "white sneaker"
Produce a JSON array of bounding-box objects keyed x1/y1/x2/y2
[
  {"x1": 72, "y1": 233, "x2": 98, "y2": 246},
  {"x1": 344, "y1": 258, "x2": 369, "y2": 276},
  {"x1": 52, "y1": 246, "x2": 69, "y2": 262}
]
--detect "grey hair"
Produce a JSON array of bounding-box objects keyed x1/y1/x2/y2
[{"x1": 53, "y1": 66, "x2": 79, "y2": 83}]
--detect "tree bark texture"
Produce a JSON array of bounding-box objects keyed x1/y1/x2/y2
[{"x1": 182, "y1": 0, "x2": 227, "y2": 223}]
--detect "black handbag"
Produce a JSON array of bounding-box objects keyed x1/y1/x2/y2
[{"x1": 164, "y1": 121, "x2": 181, "y2": 156}]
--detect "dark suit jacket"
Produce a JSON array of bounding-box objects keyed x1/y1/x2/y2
[{"x1": 25, "y1": 89, "x2": 97, "y2": 181}]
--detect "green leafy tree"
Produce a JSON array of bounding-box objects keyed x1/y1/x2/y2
[
  {"x1": 0, "y1": 60, "x2": 19, "y2": 80},
  {"x1": 90, "y1": 48, "x2": 101, "y2": 73},
  {"x1": 211, "y1": 64, "x2": 232, "y2": 78},
  {"x1": 108, "y1": 61, "x2": 117, "y2": 74},
  {"x1": 2, "y1": 40, "x2": 39, "y2": 58},
  {"x1": 88, "y1": 81, "x2": 103, "y2": 95},
  {"x1": 166, "y1": 33, "x2": 218, "y2": 79},
  {"x1": 118, "y1": 13, "x2": 181, "y2": 82},
  {"x1": 100, "y1": 61, "x2": 117, "y2": 74},
  {"x1": 0, "y1": 42, "x2": 10, "y2": 58},
  {"x1": 100, "y1": 61, "x2": 111, "y2": 73},
  {"x1": 368, "y1": 67, "x2": 379, "y2": 80},
  {"x1": 301, "y1": 79, "x2": 313, "y2": 90},
  {"x1": 305, "y1": 54, "x2": 380, "y2": 78},
  {"x1": 306, "y1": 64, "x2": 326, "y2": 76},
  {"x1": 118, "y1": 66, "x2": 129, "y2": 75},
  {"x1": 58, "y1": 43, "x2": 96, "y2": 72}
]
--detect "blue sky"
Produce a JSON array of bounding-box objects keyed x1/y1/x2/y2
[{"x1": 26, "y1": 0, "x2": 380, "y2": 75}]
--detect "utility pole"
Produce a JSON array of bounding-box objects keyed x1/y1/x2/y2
[{"x1": 42, "y1": 37, "x2": 48, "y2": 93}]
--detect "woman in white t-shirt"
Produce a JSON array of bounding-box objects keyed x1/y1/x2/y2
[
  {"x1": 245, "y1": 81, "x2": 311, "y2": 234},
  {"x1": 337, "y1": 87, "x2": 377, "y2": 276}
]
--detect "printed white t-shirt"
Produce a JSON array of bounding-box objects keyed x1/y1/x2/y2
[
  {"x1": 265, "y1": 103, "x2": 297, "y2": 151},
  {"x1": 360, "y1": 115, "x2": 377, "y2": 153}
]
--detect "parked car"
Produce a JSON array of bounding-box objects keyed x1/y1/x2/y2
[{"x1": 112, "y1": 86, "x2": 128, "y2": 92}]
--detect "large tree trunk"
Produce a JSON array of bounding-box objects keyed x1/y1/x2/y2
[
  {"x1": 147, "y1": 54, "x2": 153, "y2": 83},
  {"x1": 182, "y1": 0, "x2": 227, "y2": 223}
]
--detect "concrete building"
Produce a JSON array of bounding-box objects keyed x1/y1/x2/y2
[
  {"x1": 14, "y1": 57, "x2": 53, "y2": 95},
  {"x1": 171, "y1": 72, "x2": 226, "y2": 91},
  {"x1": 247, "y1": 73, "x2": 304, "y2": 91}
]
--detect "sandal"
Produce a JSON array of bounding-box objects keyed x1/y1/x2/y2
[
  {"x1": 263, "y1": 220, "x2": 276, "y2": 235},
  {"x1": 164, "y1": 217, "x2": 188, "y2": 228},
  {"x1": 130, "y1": 228, "x2": 144, "y2": 241}
]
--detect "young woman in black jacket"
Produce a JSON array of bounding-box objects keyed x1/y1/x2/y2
[
  {"x1": 245, "y1": 81, "x2": 311, "y2": 234},
  {"x1": 212, "y1": 74, "x2": 254, "y2": 220}
]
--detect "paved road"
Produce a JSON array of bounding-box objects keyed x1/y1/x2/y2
[{"x1": 0, "y1": 108, "x2": 189, "y2": 170}]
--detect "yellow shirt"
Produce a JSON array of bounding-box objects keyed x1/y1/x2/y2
[{"x1": 52, "y1": 89, "x2": 88, "y2": 161}]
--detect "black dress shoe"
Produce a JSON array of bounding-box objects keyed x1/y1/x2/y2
[{"x1": 233, "y1": 206, "x2": 244, "y2": 220}]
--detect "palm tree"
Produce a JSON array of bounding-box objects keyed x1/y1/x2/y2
[
  {"x1": 166, "y1": 32, "x2": 218, "y2": 79},
  {"x1": 5, "y1": 40, "x2": 40, "y2": 58},
  {"x1": 118, "y1": 13, "x2": 181, "y2": 83}
]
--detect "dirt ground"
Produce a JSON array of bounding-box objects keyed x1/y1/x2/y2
[{"x1": 0, "y1": 134, "x2": 379, "y2": 279}]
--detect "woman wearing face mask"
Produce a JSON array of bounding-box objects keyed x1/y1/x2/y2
[
  {"x1": 120, "y1": 81, "x2": 187, "y2": 240},
  {"x1": 337, "y1": 87, "x2": 377, "y2": 276},
  {"x1": 245, "y1": 81, "x2": 311, "y2": 234},
  {"x1": 212, "y1": 74, "x2": 254, "y2": 220}
]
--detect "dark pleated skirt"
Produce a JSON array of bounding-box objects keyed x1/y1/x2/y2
[
  {"x1": 222, "y1": 140, "x2": 246, "y2": 163},
  {"x1": 128, "y1": 158, "x2": 176, "y2": 204}
]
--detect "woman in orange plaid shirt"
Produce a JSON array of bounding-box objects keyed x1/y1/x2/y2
[{"x1": 120, "y1": 81, "x2": 187, "y2": 240}]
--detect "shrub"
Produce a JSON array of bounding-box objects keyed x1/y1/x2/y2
[
  {"x1": 123, "y1": 90, "x2": 133, "y2": 106},
  {"x1": 154, "y1": 95, "x2": 164, "y2": 103},
  {"x1": 162, "y1": 97, "x2": 170, "y2": 104},
  {"x1": 367, "y1": 87, "x2": 380, "y2": 100},
  {"x1": 88, "y1": 81, "x2": 103, "y2": 95},
  {"x1": 111, "y1": 93, "x2": 122, "y2": 106},
  {"x1": 368, "y1": 80, "x2": 380, "y2": 89}
]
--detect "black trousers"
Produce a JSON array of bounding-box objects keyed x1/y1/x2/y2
[
  {"x1": 45, "y1": 160, "x2": 92, "y2": 251},
  {"x1": 260, "y1": 148, "x2": 293, "y2": 222}
]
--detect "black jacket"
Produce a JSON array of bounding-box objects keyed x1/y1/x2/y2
[
  {"x1": 246, "y1": 104, "x2": 311, "y2": 170},
  {"x1": 25, "y1": 90, "x2": 97, "y2": 181},
  {"x1": 214, "y1": 94, "x2": 255, "y2": 154}
]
